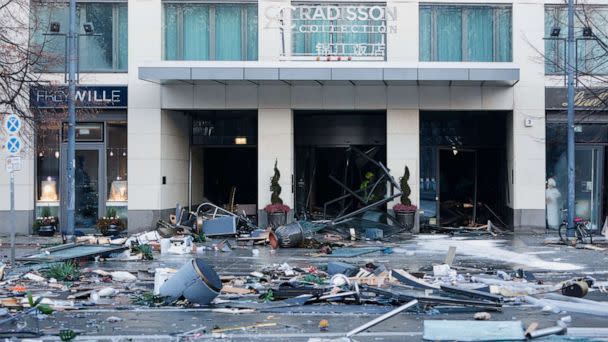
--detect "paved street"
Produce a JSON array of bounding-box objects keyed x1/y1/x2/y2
[{"x1": 1, "y1": 230, "x2": 608, "y2": 341}]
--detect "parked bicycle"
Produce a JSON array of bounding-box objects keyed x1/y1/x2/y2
[{"x1": 558, "y1": 209, "x2": 593, "y2": 244}]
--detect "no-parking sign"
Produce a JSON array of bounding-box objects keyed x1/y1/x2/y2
[{"x1": 3, "y1": 114, "x2": 21, "y2": 134}]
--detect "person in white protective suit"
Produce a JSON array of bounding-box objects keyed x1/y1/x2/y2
[{"x1": 545, "y1": 177, "x2": 561, "y2": 230}]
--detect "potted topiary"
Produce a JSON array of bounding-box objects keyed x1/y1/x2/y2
[
  {"x1": 393, "y1": 166, "x2": 417, "y2": 230},
  {"x1": 33, "y1": 207, "x2": 58, "y2": 236},
  {"x1": 265, "y1": 160, "x2": 290, "y2": 229},
  {"x1": 97, "y1": 208, "x2": 125, "y2": 236}
]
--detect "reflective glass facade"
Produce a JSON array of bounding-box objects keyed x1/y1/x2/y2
[
  {"x1": 419, "y1": 5, "x2": 512, "y2": 62},
  {"x1": 31, "y1": 2, "x2": 128, "y2": 72},
  {"x1": 163, "y1": 3, "x2": 258, "y2": 61}
]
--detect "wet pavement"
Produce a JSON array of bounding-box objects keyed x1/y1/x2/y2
[{"x1": 2, "y1": 230, "x2": 608, "y2": 341}]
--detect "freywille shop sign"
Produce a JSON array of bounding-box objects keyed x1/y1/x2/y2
[
  {"x1": 265, "y1": 4, "x2": 397, "y2": 58},
  {"x1": 546, "y1": 87, "x2": 608, "y2": 110},
  {"x1": 30, "y1": 86, "x2": 128, "y2": 109}
]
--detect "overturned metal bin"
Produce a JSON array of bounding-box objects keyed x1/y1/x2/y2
[
  {"x1": 159, "y1": 258, "x2": 221, "y2": 305},
  {"x1": 269, "y1": 221, "x2": 323, "y2": 248}
]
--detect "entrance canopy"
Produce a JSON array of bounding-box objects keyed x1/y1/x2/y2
[{"x1": 139, "y1": 61, "x2": 519, "y2": 86}]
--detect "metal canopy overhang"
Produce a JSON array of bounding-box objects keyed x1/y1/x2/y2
[{"x1": 138, "y1": 62, "x2": 520, "y2": 86}]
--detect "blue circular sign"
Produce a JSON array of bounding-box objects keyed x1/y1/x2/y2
[
  {"x1": 6, "y1": 136, "x2": 22, "y2": 155},
  {"x1": 4, "y1": 115, "x2": 21, "y2": 134}
]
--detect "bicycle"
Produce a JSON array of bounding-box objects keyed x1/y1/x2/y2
[{"x1": 558, "y1": 209, "x2": 593, "y2": 244}]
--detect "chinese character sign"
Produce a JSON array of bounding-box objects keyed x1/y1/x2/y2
[{"x1": 265, "y1": 4, "x2": 397, "y2": 59}]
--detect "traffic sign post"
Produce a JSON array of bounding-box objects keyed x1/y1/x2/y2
[{"x1": 2, "y1": 114, "x2": 21, "y2": 266}]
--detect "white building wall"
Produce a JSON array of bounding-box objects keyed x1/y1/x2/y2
[
  {"x1": 1, "y1": 0, "x2": 574, "y2": 234},
  {"x1": 127, "y1": 0, "x2": 164, "y2": 231},
  {"x1": 511, "y1": 0, "x2": 546, "y2": 227}
]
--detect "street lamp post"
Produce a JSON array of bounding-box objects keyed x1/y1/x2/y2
[
  {"x1": 566, "y1": 0, "x2": 576, "y2": 240},
  {"x1": 44, "y1": 16, "x2": 99, "y2": 242},
  {"x1": 65, "y1": 0, "x2": 77, "y2": 242}
]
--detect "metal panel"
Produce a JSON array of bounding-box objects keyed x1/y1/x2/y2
[
  {"x1": 383, "y1": 68, "x2": 418, "y2": 81},
  {"x1": 17, "y1": 243, "x2": 127, "y2": 263},
  {"x1": 469, "y1": 68, "x2": 519, "y2": 81},
  {"x1": 280, "y1": 68, "x2": 331, "y2": 80},
  {"x1": 202, "y1": 215, "x2": 237, "y2": 236},
  {"x1": 191, "y1": 67, "x2": 244, "y2": 80},
  {"x1": 331, "y1": 68, "x2": 382, "y2": 80},
  {"x1": 138, "y1": 65, "x2": 520, "y2": 85},
  {"x1": 244, "y1": 68, "x2": 279, "y2": 80},
  {"x1": 419, "y1": 68, "x2": 469, "y2": 81},
  {"x1": 139, "y1": 67, "x2": 191, "y2": 82},
  {"x1": 423, "y1": 320, "x2": 525, "y2": 341}
]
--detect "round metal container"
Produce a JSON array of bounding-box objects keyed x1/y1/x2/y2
[{"x1": 159, "y1": 258, "x2": 221, "y2": 305}]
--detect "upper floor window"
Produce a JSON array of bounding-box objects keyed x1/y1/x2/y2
[
  {"x1": 163, "y1": 3, "x2": 258, "y2": 61},
  {"x1": 545, "y1": 6, "x2": 608, "y2": 75},
  {"x1": 419, "y1": 5, "x2": 512, "y2": 62},
  {"x1": 31, "y1": 2, "x2": 128, "y2": 73}
]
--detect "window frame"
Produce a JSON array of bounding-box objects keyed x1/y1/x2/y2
[
  {"x1": 31, "y1": 1, "x2": 128, "y2": 73},
  {"x1": 162, "y1": 2, "x2": 258, "y2": 61},
  {"x1": 544, "y1": 5, "x2": 608, "y2": 76},
  {"x1": 420, "y1": 3, "x2": 512, "y2": 62}
]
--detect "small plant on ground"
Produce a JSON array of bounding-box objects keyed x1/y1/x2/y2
[
  {"x1": 133, "y1": 244, "x2": 154, "y2": 260},
  {"x1": 59, "y1": 329, "x2": 77, "y2": 341},
  {"x1": 27, "y1": 292, "x2": 53, "y2": 315},
  {"x1": 194, "y1": 230, "x2": 206, "y2": 243},
  {"x1": 132, "y1": 292, "x2": 167, "y2": 307},
  {"x1": 45, "y1": 261, "x2": 80, "y2": 281},
  {"x1": 260, "y1": 289, "x2": 275, "y2": 302}
]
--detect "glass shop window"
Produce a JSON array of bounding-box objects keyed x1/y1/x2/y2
[
  {"x1": 419, "y1": 5, "x2": 512, "y2": 62},
  {"x1": 106, "y1": 123, "x2": 128, "y2": 202},
  {"x1": 62, "y1": 122, "x2": 104, "y2": 142},
  {"x1": 31, "y1": 2, "x2": 128, "y2": 72},
  {"x1": 37, "y1": 127, "x2": 61, "y2": 203},
  {"x1": 163, "y1": 3, "x2": 258, "y2": 61}
]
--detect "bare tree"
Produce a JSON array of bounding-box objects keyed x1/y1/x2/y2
[{"x1": 1, "y1": 0, "x2": 97, "y2": 151}]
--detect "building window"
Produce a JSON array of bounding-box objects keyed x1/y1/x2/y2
[
  {"x1": 106, "y1": 123, "x2": 128, "y2": 220},
  {"x1": 163, "y1": 3, "x2": 258, "y2": 61},
  {"x1": 62, "y1": 123, "x2": 104, "y2": 142},
  {"x1": 31, "y1": 2, "x2": 128, "y2": 72},
  {"x1": 36, "y1": 127, "x2": 61, "y2": 218},
  {"x1": 545, "y1": 6, "x2": 608, "y2": 75},
  {"x1": 291, "y1": 4, "x2": 389, "y2": 60},
  {"x1": 419, "y1": 5, "x2": 512, "y2": 62}
]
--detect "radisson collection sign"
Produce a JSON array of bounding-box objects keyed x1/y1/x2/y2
[{"x1": 265, "y1": 4, "x2": 398, "y2": 58}]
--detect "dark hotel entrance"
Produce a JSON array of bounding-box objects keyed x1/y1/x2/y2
[
  {"x1": 420, "y1": 111, "x2": 509, "y2": 229},
  {"x1": 294, "y1": 110, "x2": 387, "y2": 220},
  {"x1": 190, "y1": 111, "x2": 258, "y2": 220}
]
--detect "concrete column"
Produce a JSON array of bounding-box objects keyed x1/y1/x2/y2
[
  {"x1": 257, "y1": 108, "x2": 294, "y2": 218},
  {"x1": 510, "y1": 0, "x2": 546, "y2": 228},
  {"x1": 387, "y1": 109, "x2": 420, "y2": 212},
  {"x1": 258, "y1": 0, "x2": 289, "y2": 61},
  {"x1": 386, "y1": 0, "x2": 419, "y2": 62},
  {"x1": 127, "y1": 0, "x2": 163, "y2": 232},
  {"x1": 160, "y1": 111, "x2": 190, "y2": 211}
]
